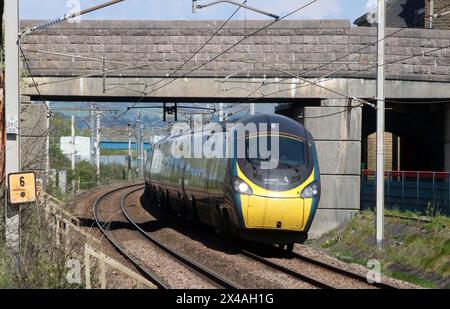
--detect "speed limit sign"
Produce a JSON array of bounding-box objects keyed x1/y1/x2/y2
[{"x1": 8, "y1": 172, "x2": 37, "y2": 204}]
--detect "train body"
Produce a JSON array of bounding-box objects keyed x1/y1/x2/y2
[{"x1": 144, "y1": 114, "x2": 320, "y2": 249}]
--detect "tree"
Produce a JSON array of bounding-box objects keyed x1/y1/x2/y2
[
  {"x1": 100, "y1": 163, "x2": 127, "y2": 183},
  {"x1": 74, "y1": 161, "x2": 98, "y2": 190}
]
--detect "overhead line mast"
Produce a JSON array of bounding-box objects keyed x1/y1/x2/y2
[{"x1": 376, "y1": 0, "x2": 386, "y2": 250}]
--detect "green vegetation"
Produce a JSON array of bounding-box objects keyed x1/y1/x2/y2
[
  {"x1": 311, "y1": 210, "x2": 450, "y2": 288},
  {"x1": 0, "y1": 187, "x2": 82, "y2": 288},
  {"x1": 100, "y1": 163, "x2": 129, "y2": 183},
  {"x1": 47, "y1": 113, "x2": 132, "y2": 198},
  {"x1": 74, "y1": 161, "x2": 98, "y2": 190}
]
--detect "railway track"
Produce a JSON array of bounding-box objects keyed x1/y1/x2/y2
[
  {"x1": 290, "y1": 250, "x2": 397, "y2": 289},
  {"x1": 93, "y1": 185, "x2": 399, "y2": 289},
  {"x1": 92, "y1": 184, "x2": 168, "y2": 289},
  {"x1": 121, "y1": 187, "x2": 242, "y2": 289},
  {"x1": 140, "y1": 192, "x2": 400, "y2": 289},
  {"x1": 239, "y1": 246, "x2": 397, "y2": 289},
  {"x1": 93, "y1": 185, "x2": 242, "y2": 289}
]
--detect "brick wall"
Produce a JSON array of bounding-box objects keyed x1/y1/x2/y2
[
  {"x1": 425, "y1": 0, "x2": 450, "y2": 29},
  {"x1": 367, "y1": 132, "x2": 394, "y2": 171},
  {"x1": 20, "y1": 20, "x2": 450, "y2": 82}
]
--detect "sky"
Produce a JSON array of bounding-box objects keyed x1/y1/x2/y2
[{"x1": 20, "y1": 0, "x2": 376, "y2": 22}]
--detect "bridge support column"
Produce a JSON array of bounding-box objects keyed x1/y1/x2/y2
[
  {"x1": 303, "y1": 99, "x2": 362, "y2": 238},
  {"x1": 445, "y1": 105, "x2": 450, "y2": 172},
  {"x1": 20, "y1": 100, "x2": 48, "y2": 183}
]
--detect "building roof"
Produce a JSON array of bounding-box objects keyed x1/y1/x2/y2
[{"x1": 354, "y1": 0, "x2": 425, "y2": 28}]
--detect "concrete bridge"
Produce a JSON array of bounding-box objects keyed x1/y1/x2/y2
[{"x1": 19, "y1": 20, "x2": 450, "y2": 236}]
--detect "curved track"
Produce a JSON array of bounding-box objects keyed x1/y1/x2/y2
[
  {"x1": 140, "y1": 190, "x2": 399, "y2": 289},
  {"x1": 92, "y1": 184, "x2": 168, "y2": 289},
  {"x1": 93, "y1": 185, "x2": 399, "y2": 289},
  {"x1": 121, "y1": 187, "x2": 242, "y2": 289},
  {"x1": 93, "y1": 185, "x2": 242, "y2": 289}
]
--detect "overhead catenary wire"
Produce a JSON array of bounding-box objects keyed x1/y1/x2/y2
[
  {"x1": 216, "y1": 11, "x2": 446, "y2": 113},
  {"x1": 117, "y1": 0, "x2": 322, "y2": 118},
  {"x1": 21, "y1": 1, "x2": 449, "y2": 122},
  {"x1": 237, "y1": 10, "x2": 450, "y2": 104},
  {"x1": 19, "y1": 0, "x2": 125, "y2": 37},
  {"x1": 112, "y1": 2, "x2": 246, "y2": 119},
  {"x1": 20, "y1": 46, "x2": 50, "y2": 112},
  {"x1": 144, "y1": 1, "x2": 245, "y2": 90},
  {"x1": 21, "y1": 48, "x2": 130, "y2": 66},
  {"x1": 240, "y1": 27, "x2": 407, "y2": 98},
  {"x1": 228, "y1": 37, "x2": 450, "y2": 118}
]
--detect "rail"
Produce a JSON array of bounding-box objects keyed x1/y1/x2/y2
[
  {"x1": 121, "y1": 187, "x2": 243, "y2": 289},
  {"x1": 92, "y1": 184, "x2": 169, "y2": 289},
  {"x1": 42, "y1": 190, "x2": 158, "y2": 289}
]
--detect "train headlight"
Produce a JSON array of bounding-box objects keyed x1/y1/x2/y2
[
  {"x1": 233, "y1": 177, "x2": 253, "y2": 196},
  {"x1": 301, "y1": 181, "x2": 320, "y2": 199}
]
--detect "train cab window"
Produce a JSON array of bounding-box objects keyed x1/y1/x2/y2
[{"x1": 244, "y1": 136, "x2": 307, "y2": 169}]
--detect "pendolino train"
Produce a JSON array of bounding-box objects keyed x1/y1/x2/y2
[{"x1": 144, "y1": 114, "x2": 320, "y2": 251}]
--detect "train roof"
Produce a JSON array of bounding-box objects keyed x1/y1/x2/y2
[
  {"x1": 237, "y1": 113, "x2": 308, "y2": 138},
  {"x1": 156, "y1": 113, "x2": 309, "y2": 145}
]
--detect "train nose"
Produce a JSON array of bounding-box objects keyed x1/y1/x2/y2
[{"x1": 243, "y1": 195, "x2": 305, "y2": 231}]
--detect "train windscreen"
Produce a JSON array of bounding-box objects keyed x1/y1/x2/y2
[{"x1": 245, "y1": 136, "x2": 306, "y2": 168}]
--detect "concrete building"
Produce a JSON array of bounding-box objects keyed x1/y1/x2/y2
[
  {"x1": 60, "y1": 136, "x2": 91, "y2": 162},
  {"x1": 354, "y1": 0, "x2": 450, "y2": 29},
  {"x1": 354, "y1": 0, "x2": 426, "y2": 28}
]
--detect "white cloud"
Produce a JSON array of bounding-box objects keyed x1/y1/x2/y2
[{"x1": 366, "y1": 0, "x2": 377, "y2": 10}]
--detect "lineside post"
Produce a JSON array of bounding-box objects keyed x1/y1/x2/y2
[
  {"x1": 4, "y1": 0, "x2": 21, "y2": 260},
  {"x1": 376, "y1": 0, "x2": 386, "y2": 250}
]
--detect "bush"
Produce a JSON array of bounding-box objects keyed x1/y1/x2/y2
[
  {"x1": 0, "y1": 187, "x2": 82, "y2": 288},
  {"x1": 74, "y1": 161, "x2": 98, "y2": 190}
]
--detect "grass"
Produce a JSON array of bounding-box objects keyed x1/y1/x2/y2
[
  {"x1": 386, "y1": 270, "x2": 438, "y2": 289},
  {"x1": 311, "y1": 210, "x2": 450, "y2": 289}
]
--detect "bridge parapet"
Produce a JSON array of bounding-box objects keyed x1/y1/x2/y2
[{"x1": 20, "y1": 20, "x2": 450, "y2": 83}]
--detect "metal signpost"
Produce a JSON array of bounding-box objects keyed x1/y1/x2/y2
[
  {"x1": 4, "y1": 0, "x2": 21, "y2": 257},
  {"x1": 376, "y1": 0, "x2": 386, "y2": 250}
]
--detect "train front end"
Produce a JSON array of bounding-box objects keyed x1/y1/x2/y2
[{"x1": 229, "y1": 115, "x2": 320, "y2": 246}]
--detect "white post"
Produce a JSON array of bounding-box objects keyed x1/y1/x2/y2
[
  {"x1": 429, "y1": 0, "x2": 434, "y2": 29},
  {"x1": 45, "y1": 101, "x2": 50, "y2": 191},
  {"x1": 90, "y1": 103, "x2": 95, "y2": 165},
  {"x1": 71, "y1": 115, "x2": 76, "y2": 171},
  {"x1": 96, "y1": 112, "x2": 101, "y2": 180},
  {"x1": 4, "y1": 0, "x2": 21, "y2": 256},
  {"x1": 140, "y1": 123, "x2": 144, "y2": 179},
  {"x1": 250, "y1": 103, "x2": 255, "y2": 115},
  {"x1": 219, "y1": 103, "x2": 224, "y2": 121},
  {"x1": 136, "y1": 113, "x2": 144, "y2": 179},
  {"x1": 128, "y1": 123, "x2": 132, "y2": 181},
  {"x1": 71, "y1": 115, "x2": 76, "y2": 194},
  {"x1": 376, "y1": 0, "x2": 386, "y2": 250}
]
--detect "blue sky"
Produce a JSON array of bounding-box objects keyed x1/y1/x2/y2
[{"x1": 20, "y1": 0, "x2": 374, "y2": 22}]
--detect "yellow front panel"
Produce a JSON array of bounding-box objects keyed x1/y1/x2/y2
[
  {"x1": 240, "y1": 195, "x2": 313, "y2": 231},
  {"x1": 244, "y1": 196, "x2": 303, "y2": 230},
  {"x1": 236, "y1": 162, "x2": 317, "y2": 232}
]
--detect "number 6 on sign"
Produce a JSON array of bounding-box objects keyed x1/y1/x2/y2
[{"x1": 8, "y1": 172, "x2": 37, "y2": 204}]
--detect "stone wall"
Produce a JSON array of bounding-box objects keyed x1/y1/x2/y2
[
  {"x1": 20, "y1": 20, "x2": 450, "y2": 82},
  {"x1": 20, "y1": 101, "x2": 47, "y2": 180},
  {"x1": 303, "y1": 99, "x2": 362, "y2": 237}
]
